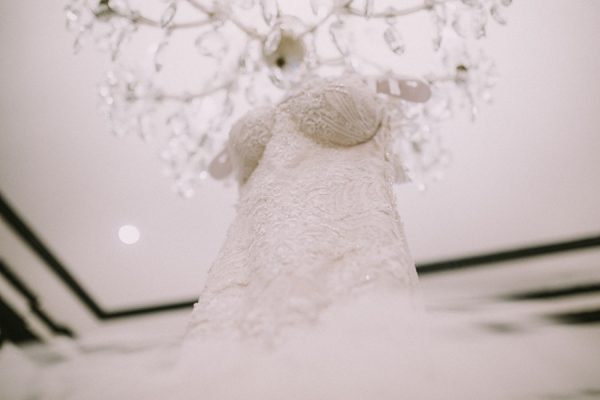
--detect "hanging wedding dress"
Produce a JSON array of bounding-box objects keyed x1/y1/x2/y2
[
  {"x1": 187, "y1": 73, "x2": 418, "y2": 341},
  {"x1": 27, "y1": 74, "x2": 594, "y2": 400},
  {"x1": 173, "y1": 73, "x2": 439, "y2": 399}
]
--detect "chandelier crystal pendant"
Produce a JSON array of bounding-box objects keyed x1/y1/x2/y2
[{"x1": 65, "y1": 0, "x2": 511, "y2": 196}]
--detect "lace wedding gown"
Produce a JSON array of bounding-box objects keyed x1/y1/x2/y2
[
  {"x1": 163, "y1": 73, "x2": 445, "y2": 398},
  {"x1": 187, "y1": 73, "x2": 418, "y2": 341},
  {"x1": 27, "y1": 74, "x2": 590, "y2": 400}
]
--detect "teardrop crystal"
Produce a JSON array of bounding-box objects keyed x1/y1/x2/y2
[
  {"x1": 329, "y1": 20, "x2": 348, "y2": 55},
  {"x1": 65, "y1": 7, "x2": 79, "y2": 23},
  {"x1": 490, "y1": 4, "x2": 507, "y2": 25},
  {"x1": 451, "y1": 13, "x2": 470, "y2": 37},
  {"x1": 108, "y1": 0, "x2": 129, "y2": 14},
  {"x1": 383, "y1": 26, "x2": 405, "y2": 55},
  {"x1": 160, "y1": 3, "x2": 177, "y2": 28},
  {"x1": 433, "y1": 4, "x2": 448, "y2": 26},
  {"x1": 310, "y1": 0, "x2": 332, "y2": 16},
  {"x1": 244, "y1": 84, "x2": 257, "y2": 104},
  {"x1": 260, "y1": 0, "x2": 279, "y2": 26},
  {"x1": 472, "y1": 8, "x2": 487, "y2": 38},
  {"x1": 264, "y1": 27, "x2": 282, "y2": 56},
  {"x1": 364, "y1": 0, "x2": 374, "y2": 17},
  {"x1": 432, "y1": 32, "x2": 442, "y2": 51},
  {"x1": 151, "y1": 39, "x2": 169, "y2": 72},
  {"x1": 195, "y1": 31, "x2": 228, "y2": 58}
]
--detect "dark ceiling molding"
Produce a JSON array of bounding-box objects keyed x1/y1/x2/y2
[
  {"x1": 547, "y1": 308, "x2": 600, "y2": 325},
  {"x1": 503, "y1": 282, "x2": 600, "y2": 301},
  {"x1": 0, "y1": 191, "x2": 106, "y2": 319},
  {"x1": 0, "y1": 259, "x2": 74, "y2": 337},
  {"x1": 1, "y1": 190, "x2": 600, "y2": 320},
  {"x1": 417, "y1": 235, "x2": 600, "y2": 275},
  {"x1": 107, "y1": 300, "x2": 196, "y2": 319},
  {"x1": 0, "y1": 295, "x2": 40, "y2": 345}
]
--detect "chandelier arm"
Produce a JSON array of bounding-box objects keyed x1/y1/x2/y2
[
  {"x1": 185, "y1": 0, "x2": 262, "y2": 39},
  {"x1": 154, "y1": 80, "x2": 236, "y2": 102},
  {"x1": 185, "y1": 0, "x2": 215, "y2": 16},
  {"x1": 299, "y1": 8, "x2": 337, "y2": 37},
  {"x1": 342, "y1": 0, "x2": 451, "y2": 19},
  {"x1": 229, "y1": 17, "x2": 263, "y2": 40},
  {"x1": 289, "y1": 0, "x2": 455, "y2": 39},
  {"x1": 317, "y1": 56, "x2": 346, "y2": 65},
  {"x1": 127, "y1": 13, "x2": 161, "y2": 28},
  {"x1": 170, "y1": 19, "x2": 214, "y2": 29}
]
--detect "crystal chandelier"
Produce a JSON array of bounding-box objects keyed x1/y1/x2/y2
[{"x1": 64, "y1": 0, "x2": 511, "y2": 195}]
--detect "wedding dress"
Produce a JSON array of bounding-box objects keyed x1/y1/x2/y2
[
  {"x1": 187, "y1": 73, "x2": 418, "y2": 342},
  {"x1": 24, "y1": 74, "x2": 594, "y2": 400},
  {"x1": 171, "y1": 73, "x2": 441, "y2": 399}
]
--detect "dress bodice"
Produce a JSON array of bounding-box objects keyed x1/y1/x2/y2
[
  {"x1": 189, "y1": 74, "x2": 418, "y2": 340},
  {"x1": 228, "y1": 74, "x2": 383, "y2": 184}
]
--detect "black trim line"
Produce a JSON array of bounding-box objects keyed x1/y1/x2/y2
[
  {"x1": 107, "y1": 300, "x2": 196, "y2": 319},
  {"x1": 0, "y1": 191, "x2": 106, "y2": 319},
  {"x1": 0, "y1": 295, "x2": 40, "y2": 344},
  {"x1": 0, "y1": 259, "x2": 74, "y2": 337},
  {"x1": 418, "y1": 235, "x2": 600, "y2": 275},
  {"x1": 548, "y1": 308, "x2": 600, "y2": 325},
  {"x1": 504, "y1": 283, "x2": 600, "y2": 301}
]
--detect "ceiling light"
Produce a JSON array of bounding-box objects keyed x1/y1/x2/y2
[{"x1": 118, "y1": 224, "x2": 140, "y2": 244}]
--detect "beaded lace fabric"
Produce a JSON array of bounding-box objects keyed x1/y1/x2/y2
[{"x1": 188, "y1": 74, "x2": 418, "y2": 340}]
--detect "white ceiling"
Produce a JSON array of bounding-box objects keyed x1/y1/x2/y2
[{"x1": 0, "y1": 0, "x2": 599, "y2": 331}]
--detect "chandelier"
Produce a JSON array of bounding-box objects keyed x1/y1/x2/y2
[{"x1": 64, "y1": 0, "x2": 511, "y2": 196}]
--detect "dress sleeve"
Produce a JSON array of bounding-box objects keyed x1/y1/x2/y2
[
  {"x1": 228, "y1": 105, "x2": 275, "y2": 184},
  {"x1": 282, "y1": 75, "x2": 383, "y2": 147}
]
